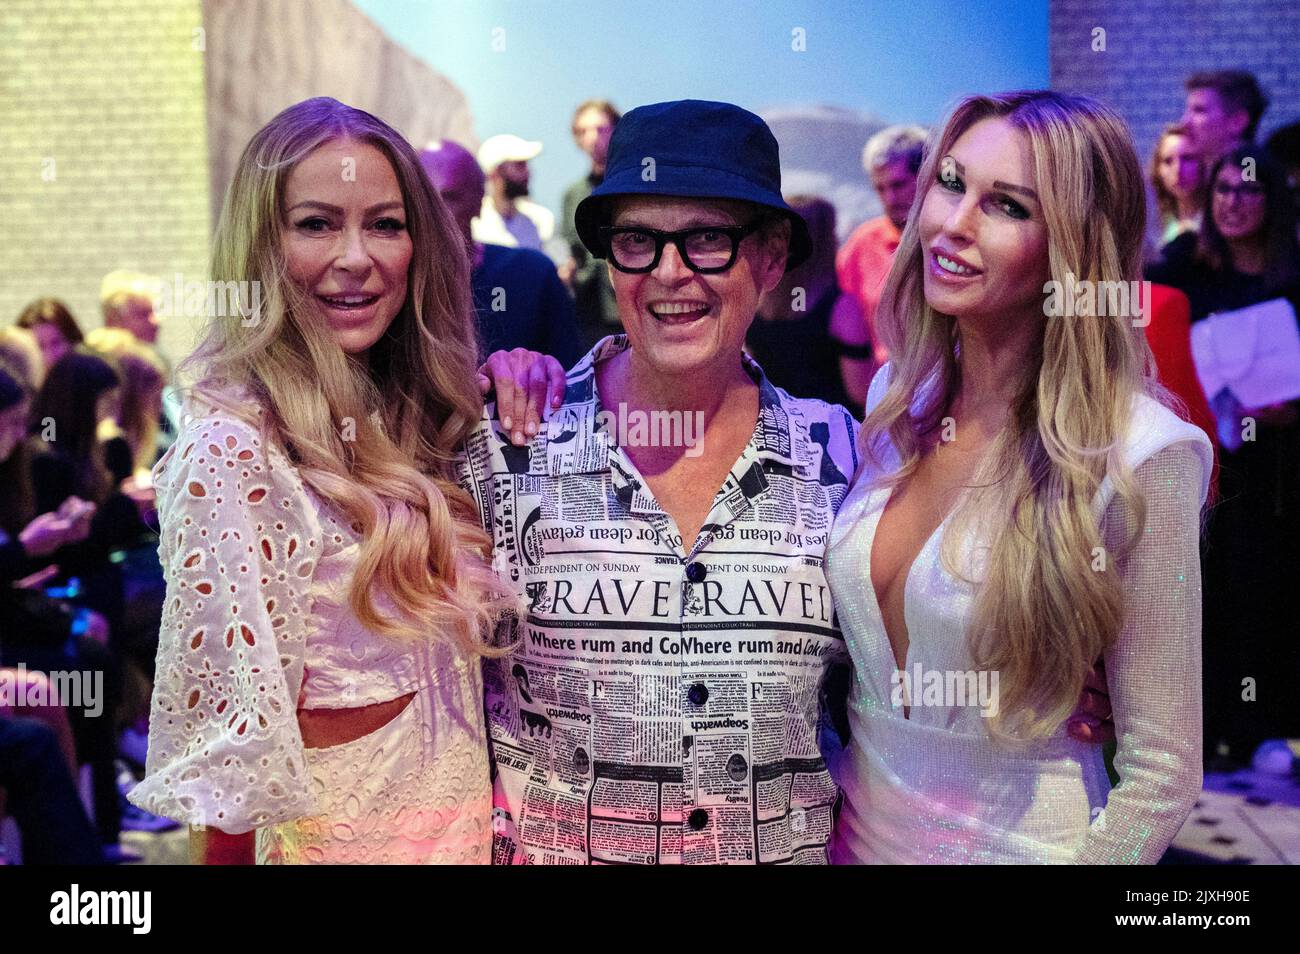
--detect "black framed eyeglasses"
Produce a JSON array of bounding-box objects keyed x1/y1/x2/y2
[
  {"x1": 1212, "y1": 181, "x2": 1265, "y2": 201},
  {"x1": 597, "y1": 221, "x2": 765, "y2": 273}
]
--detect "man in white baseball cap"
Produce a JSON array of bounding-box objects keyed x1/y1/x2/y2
[{"x1": 473, "y1": 133, "x2": 560, "y2": 260}]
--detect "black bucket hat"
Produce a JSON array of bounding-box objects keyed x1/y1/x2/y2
[{"x1": 574, "y1": 99, "x2": 813, "y2": 271}]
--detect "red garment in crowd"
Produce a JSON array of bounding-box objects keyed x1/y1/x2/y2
[
  {"x1": 836, "y1": 215, "x2": 900, "y2": 365},
  {"x1": 1144, "y1": 282, "x2": 1219, "y2": 503}
]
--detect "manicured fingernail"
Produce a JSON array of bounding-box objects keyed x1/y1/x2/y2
[
  {"x1": 526, "y1": 422, "x2": 537, "y2": 436},
  {"x1": 502, "y1": 416, "x2": 512, "y2": 430},
  {"x1": 514, "y1": 430, "x2": 524, "y2": 445}
]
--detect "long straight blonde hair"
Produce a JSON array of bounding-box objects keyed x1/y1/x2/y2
[
  {"x1": 185, "y1": 97, "x2": 508, "y2": 655},
  {"x1": 863, "y1": 91, "x2": 1175, "y2": 740}
]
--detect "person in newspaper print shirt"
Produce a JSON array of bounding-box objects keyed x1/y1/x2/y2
[{"x1": 459, "y1": 101, "x2": 859, "y2": 864}]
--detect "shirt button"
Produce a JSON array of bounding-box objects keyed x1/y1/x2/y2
[
  {"x1": 687, "y1": 808, "x2": 708, "y2": 830},
  {"x1": 687, "y1": 683, "x2": 709, "y2": 706},
  {"x1": 685, "y1": 562, "x2": 707, "y2": 583}
]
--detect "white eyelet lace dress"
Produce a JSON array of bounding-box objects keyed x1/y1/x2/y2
[
  {"x1": 826, "y1": 364, "x2": 1212, "y2": 864},
  {"x1": 128, "y1": 406, "x2": 491, "y2": 864}
]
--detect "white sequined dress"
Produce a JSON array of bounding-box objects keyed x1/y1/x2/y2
[
  {"x1": 128, "y1": 403, "x2": 491, "y2": 864},
  {"x1": 826, "y1": 365, "x2": 1212, "y2": 864}
]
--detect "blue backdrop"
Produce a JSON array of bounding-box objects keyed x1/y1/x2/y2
[{"x1": 355, "y1": 0, "x2": 1048, "y2": 230}]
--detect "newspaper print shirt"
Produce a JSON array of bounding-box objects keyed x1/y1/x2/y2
[{"x1": 458, "y1": 335, "x2": 860, "y2": 864}]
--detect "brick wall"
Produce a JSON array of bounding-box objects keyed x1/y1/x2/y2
[
  {"x1": 0, "y1": 0, "x2": 477, "y2": 366},
  {"x1": 202, "y1": 0, "x2": 478, "y2": 230},
  {"x1": 0, "y1": 0, "x2": 211, "y2": 362},
  {"x1": 1050, "y1": 0, "x2": 1300, "y2": 163}
]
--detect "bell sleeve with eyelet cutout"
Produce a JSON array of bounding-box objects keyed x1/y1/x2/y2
[{"x1": 128, "y1": 414, "x2": 322, "y2": 834}]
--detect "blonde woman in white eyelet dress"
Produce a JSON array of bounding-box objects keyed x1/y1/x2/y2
[
  {"x1": 128, "y1": 98, "x2": 530, "y2": 864},
  {"x1": 141, "y1": 410, "x2": 494, "y2": 864},
  {"x1": 825, "y1": 92, "x2": 1211, "y2": 864}
]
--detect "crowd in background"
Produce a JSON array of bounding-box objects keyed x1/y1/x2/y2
[
  {"x1": 2, "y1": 66, "x2": 1298, "y2": 863},
  {"x1": 1, "y1": 276, "x2": 177, "y2": 863},
  {"x1": 1142, "y1": 71, "x2": 1300, "y2": 773}
]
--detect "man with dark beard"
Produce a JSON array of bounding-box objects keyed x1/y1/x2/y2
[{"x1": 473, "y1": 133, "x2": 561, "y2": 261}]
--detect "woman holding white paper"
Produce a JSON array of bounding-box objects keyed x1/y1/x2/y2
[{"x1": 1146, "y1": 145, "x2": 1300, "y2": 766}]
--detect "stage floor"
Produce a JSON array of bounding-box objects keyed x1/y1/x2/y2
[
  {"x1": 1167, "y1": 767, "x2": 1300, "y2": 864},
  {"x1": 111, "y1": 767, "x2": 1300, "y2": 865}
]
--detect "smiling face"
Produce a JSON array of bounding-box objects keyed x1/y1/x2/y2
[
  {"x1": 280, "y1": 138, "x2": 413, "y2": 356},
  {"x1": 607, "y1": 195, "x2": 787, "y2": 379},
  {"x1": 917, "y1": 117, "x2": 1050, "y2": 331},
  {"x1": 1211, "y1": 162, "x2": 1267, "y2": 242}
]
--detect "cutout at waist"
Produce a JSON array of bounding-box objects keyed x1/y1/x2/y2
[{"x1": 298, "y1": 691, "x2": 417, "y2": 749}]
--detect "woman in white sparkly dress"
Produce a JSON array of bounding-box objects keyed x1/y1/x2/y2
[
  {"x1": 128, "y1": 98, "x2": 523, "y2": 864},
  {"x1": 827, "y1": 91, "x2": 1212, "y2": 864}
]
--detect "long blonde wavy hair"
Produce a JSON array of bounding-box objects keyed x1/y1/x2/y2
[
  {"x1": 184, "y1": 96, "x2": 509, "y2": 656},
  {"x1": 863, "y1": 90, "x2": 1177, "y2": 740}
]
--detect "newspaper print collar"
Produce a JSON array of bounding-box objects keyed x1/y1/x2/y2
[{"x1": 549, "y1": 333, "x2": 814, "y2": 481}]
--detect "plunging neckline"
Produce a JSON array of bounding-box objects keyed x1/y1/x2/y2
[{"x1": 864, "y1": 479, "x2": 965, "y2": 719}]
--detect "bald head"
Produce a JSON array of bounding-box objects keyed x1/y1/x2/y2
[{"x1": 420, "y1": 140, "x2": 485, "y2": 243}]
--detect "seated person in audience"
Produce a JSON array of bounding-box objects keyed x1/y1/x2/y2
[
  {"x1": 27, "y1": 350, "x2": 149, "y2": 553},
  {"x1": 0, "y1": 711, "x2": 104, "y2": 864},
  {"x1": 15, "y1": 297, "x2": 84, "y2": 371},
  {"x1": 1147, "y1": 147, "x2": 1300, "y2": 321},
  {"x1": 0, "y1": 327, "x2": 48, "y2": 391},
  {"x1": 84, "y1": 328, "x2": 166, "y2": 523},
  {"x1": 25, "y1": 351, "x2": 153, "y2": 714},
  {"x1": 0, "y1": 361, "x2": 97, "y2": 579}
]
